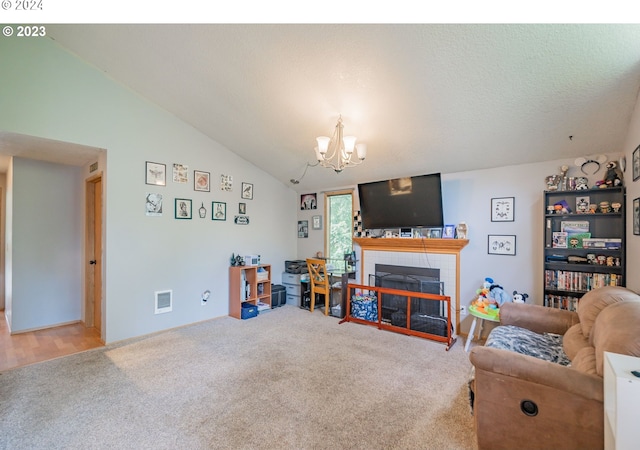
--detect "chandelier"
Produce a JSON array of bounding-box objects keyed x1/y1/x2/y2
[{"x1": 314, "y1": 115, "x2": 367, "y2": 173}]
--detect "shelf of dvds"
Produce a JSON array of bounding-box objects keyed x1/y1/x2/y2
[{"x1": 543, "y1": 187, "x2": 626, "y2": 310}]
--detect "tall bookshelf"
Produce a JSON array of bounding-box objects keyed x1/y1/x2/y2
[{"x1": 543, "y1": 186, "x2": 625, "y2": 310}]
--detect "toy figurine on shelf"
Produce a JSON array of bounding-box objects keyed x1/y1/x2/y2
[
  {"x1": 230, "y1": 253, "x2": 245, "y2": 266},
  {"x1": 456, "y1": 222, "x2": 468, "y2": 239}
]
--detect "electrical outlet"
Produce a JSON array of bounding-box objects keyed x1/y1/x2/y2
[{"x1": 460, "y1": 305, "x2": 467, "y2": 316}]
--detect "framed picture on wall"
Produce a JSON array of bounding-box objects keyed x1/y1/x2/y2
[
  {"x1": 194, "y1": 170, "x2": 210, "y2": 192},
  {"x1": 488, "y1": 234, "x2": 516, "y2": 255},
  {"x1": 212, "y1": 201, "x2": 226, "y2": 221},
  {"x1": 312, "y1": 215, "x2": 322, "y2": 230},
  {"x1": 633, "y1": 145, "x2": 640, "y2": 182},
  {"x1": 145, "y1": 193, "x2": 163, "y2": 216},
  {"x1": 298, "y1": 220, "x2": 309, "y2": 238},
  {"x1": 634, "y1": 197, "x2": 640, "y2": 236},
  {"x1": 491, "y1": 197, "x2": 514, "y2": 222},
  {"x1": 300, "y1": 193, "x2": 317, "y2": 210},
  {"x1": 241, "y1": 182, "x2": 253, "y2": 200},
  {"x1": 145, "y1": 161, "x2": 166, "y2": 186},
  {"x1": 173, "y1": 163, "x2": 188, "y2": 184},
  {"x1": 175, "y1": 198, "x2": 192, "y2": 219}
]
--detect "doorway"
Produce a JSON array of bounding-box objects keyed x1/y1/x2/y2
[{"x1": 85, "y1": 174, "x2": 103, "y2": 335}]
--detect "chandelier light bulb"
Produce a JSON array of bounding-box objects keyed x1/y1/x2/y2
[
  {"x1": 316, "y1": 136, "x2": 330, "y2": 154},
  {"x1": 356, "y1": 143, "x2": 367, "y2": 160},
  {"x1": 343, "y1": 136, "x2": 357, "y2": 154}
]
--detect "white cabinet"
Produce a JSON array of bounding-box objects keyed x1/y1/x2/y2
[{"x1": 604, "y1": 351, "x2": 640, "y2": 450}]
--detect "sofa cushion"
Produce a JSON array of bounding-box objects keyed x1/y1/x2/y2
[
  {"x1": 485, "y1": 324, "x2": 571, "y2": 365},
  {"x1": 563, "y1": 323, "x2": 590, "y2": 360},
  {"x1": 577, "y1": 286, "x2": 640, "y2": 344},
  {"x1": 593, "y1": 301, "x2": 640, "y2": 376},
  {"x1": 571, "y1": 347, "x2": 597, "y2": 375}
]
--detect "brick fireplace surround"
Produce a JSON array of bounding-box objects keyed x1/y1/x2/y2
[{"x1": 353, "y1": 237, "x2": 469, "y2": 335}]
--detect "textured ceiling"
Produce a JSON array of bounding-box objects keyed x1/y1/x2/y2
[{"x1": 10, "y1": 24, "x2": 640, "y2": 191}]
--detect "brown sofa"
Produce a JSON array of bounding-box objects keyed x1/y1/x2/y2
[{"x1": 469, "y1": 286, "x2": 640, "y2": 450}]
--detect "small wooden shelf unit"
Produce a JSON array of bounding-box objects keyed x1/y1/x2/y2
[{"x1": 229, "y1": 264, "x2": 271, "y2": 319}]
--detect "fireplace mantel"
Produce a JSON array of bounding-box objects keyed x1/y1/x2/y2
[{"x1": 353, "y1": 237, "x2": 468, "y2": 254}]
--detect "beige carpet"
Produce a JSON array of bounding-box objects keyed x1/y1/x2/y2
[{"x1": 0, "y1": 305, "x2": 477, "y2": 449}]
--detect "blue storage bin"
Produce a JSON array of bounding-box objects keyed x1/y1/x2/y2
[{"x1": 241, "y1": 302, "x2": 258, "y2": 319}]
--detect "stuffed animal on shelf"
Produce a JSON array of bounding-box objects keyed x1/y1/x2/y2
[
  {"x1": 602, "y1": 161, "x2": 623, "y2": 187},
  {"x1": 512, "y1": 291, "x2": 529, "y2": 304}
]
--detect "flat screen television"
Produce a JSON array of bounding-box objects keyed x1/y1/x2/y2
[{"x1": 357, "y1": 173, "x2": 444, "y2": 230}]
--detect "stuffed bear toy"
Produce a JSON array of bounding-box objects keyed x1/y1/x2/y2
[{"x1": 512, "y1": 290, "x2": 529, "y2": 304}]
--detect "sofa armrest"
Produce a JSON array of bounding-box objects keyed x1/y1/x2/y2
[
  {"x1": 499, "y1": 302, "x2": 580, "y2": 335},
  {"x1": 469, "y1": 346, "x2": 602, "y2": 401}
]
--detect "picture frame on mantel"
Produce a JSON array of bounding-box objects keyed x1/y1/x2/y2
[{"x1": 442, "y1": 224, "x2": 455, "y2": 238}]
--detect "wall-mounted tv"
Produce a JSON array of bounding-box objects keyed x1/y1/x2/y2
[{"x1": 357, "y1": 173, "x2": 444, "y2": 230}]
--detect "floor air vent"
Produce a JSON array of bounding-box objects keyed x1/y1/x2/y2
[{"x1": 154, "y1": 290, "x2": 173, "y2": 314}]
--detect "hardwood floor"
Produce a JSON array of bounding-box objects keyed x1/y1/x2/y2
[{"x1": 0, "y1": 312, "x2": 104, "y2": 372}]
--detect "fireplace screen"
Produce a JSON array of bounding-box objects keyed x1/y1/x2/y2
[{"x1": 371, "y1": 264, "x2": 448, "y2": 336}]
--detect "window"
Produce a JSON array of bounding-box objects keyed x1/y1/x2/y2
[{"x1": 324, "y1": 190, "x2": 354, "y2": 262}]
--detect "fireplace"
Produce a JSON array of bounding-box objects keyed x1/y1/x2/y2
[
  {"x1": 353, "y1": 237, "x2": 469, "y2": 339},
  {"x1": 371, "y1": 264, "x2": 446, "y2": 331}
]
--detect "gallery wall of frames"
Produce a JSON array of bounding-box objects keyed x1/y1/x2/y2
[{"x1": 145, "y1": 161, "x2": 254, "y2": 225}]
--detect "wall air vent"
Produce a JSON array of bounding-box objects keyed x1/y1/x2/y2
[{"x1": 154, "y1": 290, "x2": 173, "y2": 314}]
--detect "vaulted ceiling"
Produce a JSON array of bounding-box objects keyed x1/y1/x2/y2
[{"x1": 9, "y1": 24, "x2": 640, "y2": 191}]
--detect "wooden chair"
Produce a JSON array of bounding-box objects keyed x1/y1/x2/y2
[{"x1": 306, "y1": 258, "x2": 330, "y2": 315}]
